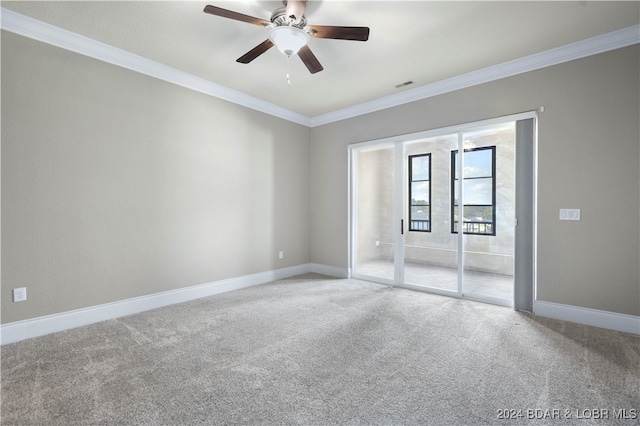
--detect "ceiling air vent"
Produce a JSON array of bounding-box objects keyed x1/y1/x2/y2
[{"x1": 395, "y1": 80, "x2": 414, "y2": 89}]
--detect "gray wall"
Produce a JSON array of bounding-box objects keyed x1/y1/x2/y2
[
  {"x1": 1, "y1": 32, "x2": 311, "y2": 323},
  {"x1": 2, "y1": 31, "x2": 638, "y2": 324},
  {"x1": 310, "y1": 45, "x2": 640, "y2": 316}
]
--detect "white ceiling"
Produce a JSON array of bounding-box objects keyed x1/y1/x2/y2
[{"x1": 2, "y1": 1, "x2": 639, "y2": 120}]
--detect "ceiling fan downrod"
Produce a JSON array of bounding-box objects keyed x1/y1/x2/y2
[{"x1": 282, "y1": 0, "x2": 308, "y2": 27}]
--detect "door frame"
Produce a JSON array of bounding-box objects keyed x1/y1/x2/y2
[{"x1": 348, "y1": 112, "x2": 538, "y2": 311}]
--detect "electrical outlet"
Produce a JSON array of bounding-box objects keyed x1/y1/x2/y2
[
  {"x1": 278, "y1": 251, "x2": 284, "y2": 260},
  {"x1": 13, "y1": 287, "x2": 27, "y2": 303}
]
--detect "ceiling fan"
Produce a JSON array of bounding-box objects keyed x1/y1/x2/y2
[{"x1": 203, "y1": 1, "x2": 370, "y2": 74}]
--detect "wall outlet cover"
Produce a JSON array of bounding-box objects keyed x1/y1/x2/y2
[{"x1": 13, "y1": 287, "x2": 27, "y2": 302}]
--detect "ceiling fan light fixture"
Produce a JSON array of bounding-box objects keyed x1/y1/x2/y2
[{"x1": 269, "y1": 26, "x2": 309, "y2": 57}]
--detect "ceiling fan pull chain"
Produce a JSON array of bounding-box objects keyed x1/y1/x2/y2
[{"x1": 286, "y1": 54, "x2": 291, "y2": 86}]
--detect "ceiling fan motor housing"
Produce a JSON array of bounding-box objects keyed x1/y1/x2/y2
[{"x1": 271, "y1": 6, "x2": 307, "y2": 29}]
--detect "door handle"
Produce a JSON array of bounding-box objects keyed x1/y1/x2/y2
[{"x1": 401, "y1": 219, "x2": 404, "y2": 235}]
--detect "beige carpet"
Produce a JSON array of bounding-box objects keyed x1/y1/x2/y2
[{"x1": 2, "y1": 274, "x2": 639, "y2": 425}]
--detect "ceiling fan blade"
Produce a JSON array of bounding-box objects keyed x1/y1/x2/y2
[
  {"x1": 203, "y1": 5, "x2": 270, "y2": 27},
  {"x1": 298, "y1": 45, "x2": 323, "y2": 74},
  {"x1": 307, "y1": 25, "x2": 370, "y2": 41},
  {"x1": 236, "y1": 39, "x2": 274, "y2": 64}
]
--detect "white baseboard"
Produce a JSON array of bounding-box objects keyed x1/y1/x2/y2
[
  {"x1": 1, "y1": 263, "x2": 350, "y2": 345},
  {"x1": 309, "y1": 263, "x2": 349, "y2": 278},
  {"x1": 13, "y1": 267, "x2": 633, "y2": 345},
  {"x1": 2, "y1": 263, "x2": 351, "y2": 345},
  {"x1": 534, "y1": 300, "x2": 640, "y2": 335}
]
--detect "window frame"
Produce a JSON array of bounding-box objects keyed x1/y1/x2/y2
[
  {"x1": 408, "y1": 153, "x2": 431, "y2": 232},
  {"x1": 451, "y1": 146, "x2": 497, "y2": 236}
]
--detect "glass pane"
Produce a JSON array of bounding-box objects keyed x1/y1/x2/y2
[
  {"x1": 354, "y1": 146, "x2": 395, "y2": 281},
  {"x1": 404, "y1": 134, "x2": 458, "y2": 293},
  {"x1": 411, "y1": 155, "x2": 429, "y2": 181},
  {"x1": 462, "y1": 222, "x2": 493, "y2": 234},
  {"x1": 410, "y1": 220, "x2": 430, "y2": 231},
  {"x1": 463, "y1": 149, "x2": 493, "y2": 178},
  {"x1": 463, "y1": 178, "x2": 493, "y2": 205},
  {"x1": 411, "y1": 181, "x2": 429, "y2": 204},
  {"x1": 462, "y1": 123, "x2": 515, "y2": 305},
  {"x1": 411, "y1": 205, "x2": 430, "y2": 220},
  {"x1": 463, "y1": 205, "x2": 493, "y2": 223}
]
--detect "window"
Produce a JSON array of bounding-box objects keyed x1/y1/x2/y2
[
  {"x1": 451, "y1": 146, "x2": 496, "y2": 235},
  {"x1": 409, "y1": 153, "x2": 431, "y2": 231}
]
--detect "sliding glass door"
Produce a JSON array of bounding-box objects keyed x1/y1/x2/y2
[
  {"x1": 353, "y1": 143, "x2": 396, "y2": 283},
  {"x1": 403, "y1": 133, "x2": 460, "y2": 295},
  {"x1": 351, "y1": 114, "x2": 535, "y2": 309},
  {"x1": 459, "y1": 123, "x2": 516, "y2": 305}
]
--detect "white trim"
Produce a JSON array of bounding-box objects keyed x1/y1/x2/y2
[
  {"x1": 348, "y1": 112, "x2": 537, "y2": 306},
  {"x1": 348, "y1": 111, "x2": 538, "y2": 149},
  {"x1": 1, "y1": 264, "x2": 312, "y2": 345},
  {"x1": 393, "y1": 143, "x2": 406, "y2": 285},
  {"x1": 534, "y1": 300, "x2": 640, "y2": 335},
  {"x1": 309, "y1": 263, "x2": 349, "y2": 278},
  {"x1": 455, "y1": 130, "x2": 464, "y2": 298},
  {"x1": 309, "y1": 25, "x2": 640, "y2": 127},
  {"x1": 1, "y1": 7, "x2": 638, "y2": 128},
  {"x1": 2, "y1": 267, "x2": 636, "y2": 344},
  {"x1": 0, "y1": 263, "x2": 351, "y2": 345},
  {"x1": 0, "y1": 8, "x2": 311, "y2": 127}
]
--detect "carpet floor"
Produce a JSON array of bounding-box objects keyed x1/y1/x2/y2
[{"x1": 2, "y1": 274, "x2": 639, "y2": 425}]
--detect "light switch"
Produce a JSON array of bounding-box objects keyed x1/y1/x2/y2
[{"x1": 559, "y1": 209, "x2": 580, "y2": 221}]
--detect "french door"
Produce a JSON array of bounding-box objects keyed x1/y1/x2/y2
[{"x1": 351, "y1": 114, "x2": 536, "y2": 309}]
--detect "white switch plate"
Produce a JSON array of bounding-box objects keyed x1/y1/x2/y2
[
  {"x1": 278, "y1": 251, "x2": 284, "y2": 260},
  {"x1": 559, "y1": 209, "x2": 581, "y2": 221}
]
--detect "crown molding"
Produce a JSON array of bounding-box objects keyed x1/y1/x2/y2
[
  {"x1": 0, "y1": 7, "x2": 312, "y2": 127},
  {"x1": 309, "y1": 24, "x2": 640, "y2": 127},
  {"x1": 2, "y1": 7, "x2": 638, "y2": 128}
]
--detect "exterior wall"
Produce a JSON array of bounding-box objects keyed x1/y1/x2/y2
[
  {"x1": 1, "y1": 32, "x2": 311, "y2": 324},
  {"x1": 311, "y1": 45, "x2": 640, "y2": 316}
]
